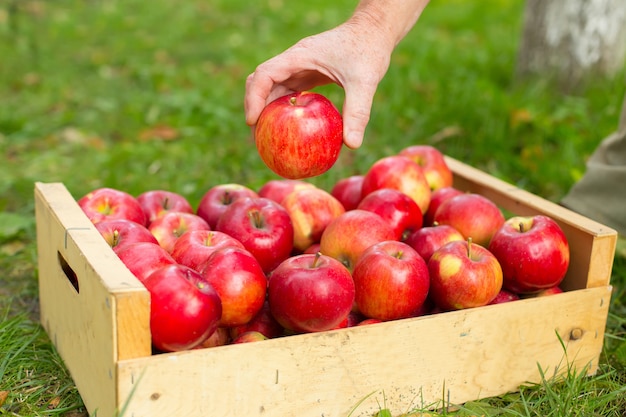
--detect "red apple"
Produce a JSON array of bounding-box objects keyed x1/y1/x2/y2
[
  {"x1": 148, "y1": 211, "x2": 211, "y2": 253},
  {"x1": 268, "y1": 253, "x2": 355, "y2": 333},
  {"x1": 319, "y1": 209, "x2": 396, "y2": 272},
  {"x1": 196, "y1": 183, "x2": 259, "y2": 229},
  {"x1": 488, "y1": 289, "x2": 520, "y2": 305},
  {"x1": 232, "y1": 331, "x2": 268, "y2": 344},
  {"x1": 216, "y1": 197, "x2": 294, "y2": 274},
  {"x1": 255, "y1": 91, "x2": 343, "y2": 179},
  {"x1": 229, "y1": 301, "x2": 284, "y2": 340},
  {"x1": 94, "y1": 218, "x2": 158, "y2": 252},
  {"x1": 196, "y1": 326, "x2": 231, "y2": 348},
  {"x1": 257, "y1": 179, "x2": 316, "y2": 204},
  {"x1": 114, "y1": 241, "x2": 177, "y2": 283},
  {"x1": 352, "y1": 241, "x2": 430, "y2": 321},
  {"x1": 200, "y1": 246, "x2": 268, "y2": 327},
  {"x1": 529, "y1": 286, "x2": 564, "y2": 297},
  {"x1": 170, "y1": 230, "x2": 245, "y2": 272},
  {"x1": 357, "y1": 318, "x2": 383, "y2": 326},
  {"x1": 423, "y1": 186, "x2": 464, "y2": 227},
  {"x1": 433, "y1": 193, "x2": 505, "y2": 247},
  {"x1": 77, "y1": 187, "x2": 147, "y2": 226},
  {"x1": 487, "y1": 215, "x2": 570, "y2": 294},
  {"x1": 356, "y1": 188, "x2": 423, "y2": 241},
  {"x1": 303, "y1": 242, "x2": 322, "y2": 254},
  {"x1": 330, "y1": 175, "x2": 365, "y2": 211},
  {"x1": 136, "y1": 189, "x2": 194, "y2": 225},
  {"x1": 398, "y1": 145, "x2": 454, "y2": 191},
  {"x1": 281, "y1": 186, "x2": 346, "y2": 252},
  {"x1": 428, "y1": 239, "x2": 503, "y2": 310},
  {"x1": 143, "y1": 264, "x2": 222, "y2": 352},
  {"x1": 405, "y1": 223, "x2": 464, "y2": 262},
  {"x1": 361, "y1": 155, "x2": 431, "y2": 214}
]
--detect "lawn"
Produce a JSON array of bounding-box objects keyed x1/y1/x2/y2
[{"x1": 1, "y1": 0, "x2": 625, "y2": 415}]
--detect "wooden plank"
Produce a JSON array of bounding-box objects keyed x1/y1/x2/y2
[
  {"x1": 446, "y1": 156, "x2": 617, "y2": 290},
  {"x1": 35, "y1": 182, "x2": 152, "y2": 417},
  {"x1": 116, "y1": 286, "x2": 611, "y2": 417}
]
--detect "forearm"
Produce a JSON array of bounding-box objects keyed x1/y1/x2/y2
[{"x1": 349, "y1": 0, "x2": 430, "y2": 48}]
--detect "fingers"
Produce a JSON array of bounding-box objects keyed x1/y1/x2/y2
[{"x1": 341, "y1": 82, "x2": 377, "y2": 149}]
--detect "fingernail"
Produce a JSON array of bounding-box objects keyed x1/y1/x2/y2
[{"x1": 345, "y1": 132, "x2": 363, "y2": 149}]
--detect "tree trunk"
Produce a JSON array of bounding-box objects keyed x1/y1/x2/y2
[{"x1": 516, "y1": 0, "x2": 626, "y2": 90}]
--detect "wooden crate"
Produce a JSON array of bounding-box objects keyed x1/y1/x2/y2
[{"x1": 34, "y1": 156, "x2": 617, "y2": 417}]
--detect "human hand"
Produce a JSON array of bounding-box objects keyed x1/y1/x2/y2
[{"x1": 245, "y1": 20, "x2": 395, "y2": 149}]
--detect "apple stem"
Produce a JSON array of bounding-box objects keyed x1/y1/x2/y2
[
  {"x1": 112, "y1": 229, "x2": 120, "y2": 247},
  {"x1": 519, "y1": 221, "x2": 525, "y2": 233},
  {"x1": 467, "y1": 237, "x2": 473, "y2": 258},
  {"x1": 289, "y1": 96, "x2": 297, "y2": 106},
  {"x1": 222, "y1": 191, "x2": 232, "y2": 205},
  {"x1": 248, "y1": 210, "x2": 264, "y2": 229},
  {"x1": 312, "y1": 251, "x2": 322, "y2": 268},
  {"x1": 163, "y1": 197, "x2": 171, "y2": 210}
]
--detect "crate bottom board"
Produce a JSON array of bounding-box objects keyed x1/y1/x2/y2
[{"x1": 108, "y1": 286, "x2": 611, "y2": 417}]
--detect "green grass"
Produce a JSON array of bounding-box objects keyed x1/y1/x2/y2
[{"x1": 1, "y1": 0, "x2": 625, "y2": 415}]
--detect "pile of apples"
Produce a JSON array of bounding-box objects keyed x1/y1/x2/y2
[{"x1": 77, "y1": 144, "x2": 571, "y2": 354}]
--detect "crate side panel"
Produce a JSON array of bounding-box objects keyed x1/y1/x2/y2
[
  {"x1": 446, "y1": 157, "x2": 617, "y2": 290},
  {"x1": 116, "y1": 287, "x2": 610, "y2": 417}
]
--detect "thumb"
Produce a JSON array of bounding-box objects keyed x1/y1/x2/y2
[{"x1": 341, "y1": 84, "x2": 376, "y2": 150}]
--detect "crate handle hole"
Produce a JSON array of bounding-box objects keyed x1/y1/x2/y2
[{"x1": 58, "y1": 251, "x2": 79, "y2": 293}]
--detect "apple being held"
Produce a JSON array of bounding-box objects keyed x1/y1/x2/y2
[
  {"x1": 148, "y1": 211, "x2": 211, "y2": 254},
  {"x1": 268, "y1": 252, "x2": 355, "y2": 333},
  {"x1": 433, "y1": 193, "x2": 505, "y2": 247},
  {"x1": 428, "y1": 238, "x2": 503, "y2": 310},
  {"x1": 405, "y1": 223, "x2": 464, "y2": 263},
  {"x1": 356, "y1": 188, "x2": 423, "y2": 241},
  {"x1": 94, "y1": 218, "x2": 158, "y2": 252},
  {"x1": 136, "y1": 189, "x2": 194, "y2": 225},
  {"x1": 196, "y1": 183, "x2": 259, "y2": 229},
  {"x1": 257, "y1": 179, "x2": 316, "y2": 205},
  {"x1": 200, "y1": 246, "x2": 268, "y2": 328},
  {"x1": 487, "y1": 215, "x2": 570, "y2": 294},
  {"x1": 143, "y1": 264, "x2": 222, "y2": 352},
  {"x1": 361, "y1": 155, "x2": 431, "y2": 214},
  {"x1": 255, "y1": 91, "x2": 343, "y2": 179},
  {"x1": 170, "y1": 229, "x2": 245, "y2": 273},
  {"x1": 281, "y1": 186, "x2": 345, "y2": 252},
  {"x1": 330, "y1": 175, "x2": 365, "y2": 211},
  {"x1": 423, "y1": 186, "x2": 464, "y2": 227},
  {"x1": 216, "y1": 197, "x2": 294, "y2": 274},
  {"x1": 398, "y1": 145, "x2": 454, "y2": 191},
  {"x1": 319, "y1": 209, "x2": 396, "y2": 272},
  {"x1": 352, "y1": 240, "x2": 430, "y2": 321},
  {"x1": 77, "y1": 187, "x2": 147, "y2": 226},
  {"x1": 114, "y1": 241, "x2": 177, "y2": 283}
]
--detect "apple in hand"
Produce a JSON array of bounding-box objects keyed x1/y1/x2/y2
[
  {"x1": 148, "y1": 211, "x2": 211, "y2": 253},
  {"x1": 216, "y1": 197, "x2": 294, "y2": 274},
  {"x1": 78, "y1": 187, "x2": 147, "y2": 226},
  {"x1": 352, "y1": 241, "x2": 430, "y2": 321},
  {"x1": 143, "y1": 264, "x2": 222, "y2": 352},
  {"x1": 361, "y1": 155, "x2": 431, "y2": 214},
  {"x1": 281, "y1": 186, "x2": 345, "y2": 252},
  {"x1": 433, "y1": 193, "x2": 505, "y2": 247},
  {"x1": 94, "y1": 218, "x2": 158, "y2": 252},
  {"x1": 196, "y1": 183, "x2": 259, "y2": 229},
  {"x1": 170, "y1": 230, "x2": 244, "y2": 272},
  {"x1": 319, "y1": 209, "x2": 396, "y2": 272},
  {"x1": 114, "y1": 241, "x2": 177, "y2": 283},
  {"x1": 428, "y1": 239, "x2": 503, "y2": 310},
  {"x1": 356, "y1": 188, "x2": 423, "y2": 241},
  {"x1": 405, "y1": 223, "x2": 464, "y2": 263},
  {"x1": 255, "y1": 91, "x2": 343, "y2": 179},
  {"x1": 423, "y1": 186, "x2": 464, "y2": 227},
  {"x1": 257, "y1": 179, "x2": 316, "y2": 205},
  {"x1": 398, "y1": 145, "x2": 454, "y2": 191},
  {"x1": 136, "y1": 189, "x2": 194, "y2": 225},
  {"x1": 330, "y1": 175, "x2": 365, "y2": 211},
  {"x1": 268, "y1": 252, "x2": 355, "y2": 333},
  {"x1": 488, "y1": 215, "x2": 570, "y2": 294},
  {"x1": 200, "y1": 246, "x2": 268, "y2": 327}
]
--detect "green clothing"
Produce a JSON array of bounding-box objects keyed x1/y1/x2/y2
[{"x1": 562, "y1": 92, "x2": 626, "y2": 235}]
